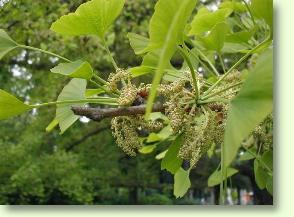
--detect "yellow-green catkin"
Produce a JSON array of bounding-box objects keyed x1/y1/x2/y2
[{"x1": 118, "y1": 84, "x2": 137, "y2": 106}]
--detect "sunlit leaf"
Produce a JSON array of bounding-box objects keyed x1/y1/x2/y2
[
  {"x1": 145, "y1": 0, "x2": 197, "y2": 117},
  {"x1": 56, "y1": 79, "x2": 87, "y2": 134},
  {"x1": 130, "y1": 51, "x2": 177, "y2": 78},
  {"x1": 208, "y1": 167, "x2": 238, "y2": 187},
  {"x1": 139, "y1": 144, "x2": 157, "y2": 154},
  {"x1": 85, "y1": 89, "x2": 105, "y2": 97},
  {"x1": 50, "y1": 60, "x2": 94, "y2": 80},
  {"x1": 161, "y1": 135, "x2": 183, "y2": 174},
  {"x1": 0, "y1": 89, "x2": 32, "y2": 120},
  {"x1": 222, "y1": 42, "x2": 250, "y2": 53},
  {"x1": 45, "y1": 119, "x2": 59, "y2": 132},
  {"x1": 219, "y1": 1, "x2": 246, "y2": 13},
  {"x1": 226, "y1": 29, "x2": 256, "y2": 44},
  {"x1": 146, "y1": 133, "x2": 161, "y2": 143},
  {"x1": 51, "y1": 0, "x2": 125, "y2": 38},
  {"x1": 224, "y1": 49, "x2": 273, "y2": 167},
  {"x1": 199, "y1": 22, "x2": 229, "y2": 52},
  {"x1": 174, "y1": 168, "x2": 191, "y2": 198},
  {"x1": 127, "y1": 33, "x2": 149, "y2": 55},
  {"x1": 189, "y1": 8, "x2": 233, "y2": 36},
  {"x1": 155, "y1": 150, "x2": 168, "y2": 160},
  {"x1": 251, "y1": 0, "x2": 273, "y2": 30},
  {"x1": 0, "y1": 29, "x2": 19, "y2": 60}
]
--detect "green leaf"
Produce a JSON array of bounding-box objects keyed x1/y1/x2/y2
[
  {"x1": 139, "y1": 144, "x2": 157, "y2": 154},
  {"x1": 226, "y1": 29, "x2": 255, "y2": 44},
  {"x1": 208, "y1": 167, "x2": 238, "y2": 187},
  {"x1": 45, "y1": 119, "x2": 59, "y2": 132},
  {"x1": 56, "y1": 79, "x2": 87, "y2": 134},
  {"x1": 0, "y1": 89, "x2": 32, "y2": 120},
  {"x1": 146, "y1": 133, "x2": 161, "y2": 143},
  {"x1": 146, "y1": 125, "x2": 173, "y2": 143},
  {"x1": 224, "y1": 49, "x2": 273, "y2": 167},
  {"x1": 251, "y1": 0, "x2": 273, "y2": 30},
  {"x1": 161, "y1": 135, "x2": 183, "y2": 174},
  {"x1": 0, "y1": 29, "x2": 19, "y2": 60},
  {"x1": 266, "y1": 176, "x2": 273, "y2": 195},
  {"x1": 238, "y1": 150, "x2": 256, "y2": 161},
  {"x1": 219, "y1": 1, "x2": 247, "y2": 13},
  {"x1": 157, "y1": 125, "x2": 173, "y2": 140},
  {"x1": 145, "y1": 0, "x2": 197, "y2": 117},
  {"x1": 189, "y1": 8, "x2": 233, "y2": 36},
  {"x1": 50, "y1": 60, "x2": 94, "y2": 80},
  {"x1": 254, "y1": 159, "x2": 268, "y2": 189},
  {"x1": 155, "y1": 150, "x2": 168, "y2": 160},
  {"x1": 174, "y1": 168, "x2": 191, "y2": 198},
  {"x1": 50, "y1": 0, "x2": 125, "y2": 38},
  {"x1": 222, "y1": 42, "x2": 250, "y2": 53},
  {"x1": 85, "y1": 89, "x2": 105, "y2": 97},
  {"x1": 127, "y1": 33, "x2": 149, "y2": 55},
  {"x1": 199, "y1": 22, "x2": 229, "y2": 52},
  {"x1": 261, "y1": 150, "x2": 273, "y2": 171},
  {"x1": 130, "y1": 51, "x2": 177, "y2": 77}
]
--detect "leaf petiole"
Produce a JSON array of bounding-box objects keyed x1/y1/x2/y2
[
  {"x1": 18, "y1": 45, "x2": 71, "y2": 62},
  {"x1": 202, "y1": 38, "x2": 271, "y2": 97},
  {"x1": 177, "y1": 46, "x2": 199, "y2": 101},
  {"x1": 32, "y1": 98, "x2": 118, "y2": 108}
]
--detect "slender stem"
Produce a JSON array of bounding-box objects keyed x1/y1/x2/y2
[
  {"x1": 177, "y1": 46, "x2": 199, "y2": 101},
  {"x1": 193, "y1": 47, "x2": 220, "y2": 76},
  {"x1": 201, "y1": 82, "x2": 243, "y2": 100},
  {"x1": 102, "y1": 38, "x2": 118, "y2": 70},
  {"x1": 93, "y1": 74, "x2": 108, "y2": 85},
  {"x1": 243, "y1": 147, "x2": 273, "y2": 176},
  {"x1": 32, "y1": 98, "x2": 118, "y2": 108},
  {"x1": 198, "y1": 98, "x2": 230, "y2": 105},
  {"x1": 188, "y1": 50, "x2": 215, "y2": 76},
  {"x1": 242, "y1": 0, "x2": 256, "y2": 26},
  {"x1": 89, "y1": 79, "x2": 119, "y2": 97},
  {"x1": 218, "y1": 53, "x2": 226, "y2": 73},
  {"x1": 19, "y1": 45, "x2": 71, "y2": 62},
  {"x1": 202, "y1": 38, "x2": 270, "y2": 97}
]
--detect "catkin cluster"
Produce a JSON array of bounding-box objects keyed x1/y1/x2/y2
[
  {"x1": 252, "y1": 114, "x2": 273, "y2": 151},
  {"x1": 108, "y1": 70, "x2": 164, "y2": 156},
  {"x1": 111, "y1": 116, "x2": 163, "y2": 156},
  {"x1": 107, "y1": 68, "x2": 232, "y2": 163},
  {"x1": 177, "y1": 108, "x2": 226, "y2": 167},
  {"x1": 107, "y1": 68, "x2": 130, "y2": 92}
]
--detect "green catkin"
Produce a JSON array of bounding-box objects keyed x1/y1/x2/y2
[
  {"x1": 111, "y1": 116, "x2": 142, "y2": 156},
  {"x1": 107, "y1": 68, "x2": 130, "y2": 91},
  {"x1": 178, "y1": 111, "x2": 225, "y2": 167},
  {"x1": 118, "y1": 84, "x2": 137, "y2": 106},
  {"x1": 111, "y1": 116, "x2": 164, "y2": 156},
  {"x1": 252, "y1": 114, "x2": 273, "y2": 151}
]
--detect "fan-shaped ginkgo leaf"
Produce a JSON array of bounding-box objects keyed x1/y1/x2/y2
[
  {"x1": 0, "y1": 89, "x2": 32, "y2": 120},
  {"x1": 50, "y1": 0, "x2": 125, "y2": 38},
  {"x1": 0, "y1": 29, "x2": 18, "y2": 60}
]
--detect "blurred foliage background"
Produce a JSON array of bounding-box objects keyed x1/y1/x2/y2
[{"x1": 0, "y1": 0, "x2": 272, "y2": 205}]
